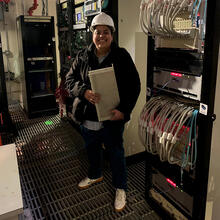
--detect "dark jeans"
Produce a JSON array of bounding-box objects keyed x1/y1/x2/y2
[{"x1": 80, "y1": 121, "x2": 127, "y2": 190}]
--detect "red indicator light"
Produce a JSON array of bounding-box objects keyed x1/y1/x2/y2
[
  {"x1": 166, "y1": 178, "x2": 177, "y2": 188},
  {"x1": 170, "y1": 72, "x2": 183, "y2": 77}
]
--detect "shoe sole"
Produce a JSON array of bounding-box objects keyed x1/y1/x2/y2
[
  {"x1": 78, "y1": 177, "x2": 104, "y2": 189},
  {"x1": 115, "y1": 203, "x2": 126, "y2": 212}
]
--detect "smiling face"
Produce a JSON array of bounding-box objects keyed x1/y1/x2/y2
[{"x1": 93, "y1": 25, "x2": 113, "y2": 54}]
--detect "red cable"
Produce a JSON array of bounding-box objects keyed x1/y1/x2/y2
[{"x1": 28, "y1": 0, "x2": 38, "y2": 16}]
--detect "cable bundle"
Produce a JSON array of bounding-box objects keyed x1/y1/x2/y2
[
  {"x1": 139, "y1": 96, "x2": 198, "y2": 169},
  {"x1": 139, "y1": 0, "x2": 204, "y2": 38}
]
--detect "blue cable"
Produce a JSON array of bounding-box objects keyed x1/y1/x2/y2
[
  {"x1": 202, "y1": 0, "x2": 208, "y2": 40},
  {"x1": 191, "y1": 0, "x2": 198, "y2": 25},
  {"x1": 181, "y1": 115, "x2": 193, "y2": 168},
  {"x1": 195, "y1": 0, "x2": 202, "y2": 27},
  {"x1": 180, "y1": 114, "x2": 192, "y2": 186},
  {"x1": 191, "y1": 0, "x2": 202, "y2": 28},
  {"x1": 191, "y1": 110, "x2": 198, "y2": 168},
  {"x1": 185, "y1": 110, "x2": 198, "y2": 167},
  {"x1": 180, "y1": 109, "x2": 198, "y2": 185}
]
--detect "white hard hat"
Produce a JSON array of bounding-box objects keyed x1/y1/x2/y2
[{"x1": 90, "y1": 12, "x2": 115, "y2": 32}]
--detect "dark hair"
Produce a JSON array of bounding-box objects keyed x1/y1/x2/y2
[{"x1": 93, "y1": 25, "x2": 113, "y2": 35}]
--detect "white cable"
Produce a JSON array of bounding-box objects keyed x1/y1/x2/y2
[
  {"x1": 139, "y1": 96, "x2": 163, "y2": 151},
  {"x1": 163, "y1": 0, "x2": 172, "y2": 34},
  {"x1": 147, "y1": 97, "x2": 168, "y2": 153},
  {"x1": 158, "y1": 0, "x2": 168, "y2": 35},
  {"x1": 151, "y1": 0, "x2": 163, "y2": 35},
  {"x1": 160, "y1": 0, "x2": 170, "y2": 36},
  {"x1": 167, "y1": 0, "x2": 176, "y2": 34},
  {"x1": 139, "y1": 0, "x2": 150, "y2": 35},
  {"x1": 170, "y1": 0, "x2": 190, "y2": 36},
  {"x1": 139, "y1": 96, "x2": 198, "y2": 169},
  {"x1": 154, "y1": 103, "x2": 173, "y2": 155},
  {"x1": 160, "y1": 104, "x2": 186, "y2": 161},
  {"x1": 167, "y1": 108, "x2": 194, "y2": 164},
  {"x1": 149, "y1": 99, "x2": 171, "y2": 154},
  {"x1": 155, "y1": 102, "x2": 177, "y2": 153},
  {"x1": 168, "y1": 0, "x2": 180, "y2": 35},
  {"x1": 156, "y1": 1, "x2": 168, "y2": 35},
  {"x1": 147, "y1": 100, "x2": 165, "y2": 153},
  {"x1": 147, "y1": 1, "x2": 157, "y2": 35},
  {"x1": 164, "y1": 106, "x2": 191, "y2": 157}
]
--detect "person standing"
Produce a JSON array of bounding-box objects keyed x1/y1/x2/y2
[{"x1": 65, "y1": 12, "x2": 140, "y2": 212}]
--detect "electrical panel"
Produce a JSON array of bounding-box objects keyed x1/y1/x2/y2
[
  {"x1": 139, "y1": 0, "x2": 219, "y2": 219},
  {"x1": 57, "y1": 0, "x2": 88, "y2": 72},
  {"x1": 75, "y1": 6, "x2": 85, "y2": 23},
  {"x1": 84, "y1": 0, "x2": 101, "y2": 17}
]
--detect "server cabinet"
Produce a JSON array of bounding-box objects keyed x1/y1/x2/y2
[
  {"x1": 138, "y1": 0, "x2": 220, "y2": 219},
  {"x1": 17, "y1": 16, "x2": 58, "y2": 118}
]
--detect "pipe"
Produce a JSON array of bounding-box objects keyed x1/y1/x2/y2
[{"x1": 28, "y1": 0, "x2": 38, "y2": 16}]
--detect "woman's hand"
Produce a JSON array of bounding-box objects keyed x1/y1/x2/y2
[
  {"x1": 110, "y1": 109, "x2": 124, "y2": 121},
  {"x1": 84, "y1": 89, "x2": 100, "y2": 104}
]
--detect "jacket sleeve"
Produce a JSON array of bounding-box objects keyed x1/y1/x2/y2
[
  {"x1": 65, "y1": 51, "x2": 89, "y2": 100},
  {"x1": 115, "y1": 48, "x2": 141, "y2": 121}
]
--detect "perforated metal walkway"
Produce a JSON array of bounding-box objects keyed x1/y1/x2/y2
[{"x1": 5, "y1": 104, "x2": 161, "y2": 220}]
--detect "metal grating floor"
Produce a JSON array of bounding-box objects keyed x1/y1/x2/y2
[{"x1": 5, "y1": 104, "x2": 161, "y2": 220}]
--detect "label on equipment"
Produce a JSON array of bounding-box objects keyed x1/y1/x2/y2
[{"x1": 199, "y1": 103, "x2": 208, "y2": 115}]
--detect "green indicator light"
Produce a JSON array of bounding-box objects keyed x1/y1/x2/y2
[{"x1": 45, "y1": 120, "x2": 53, "y2": 125}]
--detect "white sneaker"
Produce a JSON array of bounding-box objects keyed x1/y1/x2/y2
[
  {"x1": 114, "y1": 189, "x2": 126, "y2": 212},
  {"x1": 78, "y1": 176, "x2": 103, "y2": 189}
]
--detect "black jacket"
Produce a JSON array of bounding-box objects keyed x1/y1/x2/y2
[{"x1": 65, "y1": 42, "x2": 141, "y2": 123}]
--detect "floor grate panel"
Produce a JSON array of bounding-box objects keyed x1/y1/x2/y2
[{"x1": 4, "y1": 104, "x2": 162, "y2": 219}]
